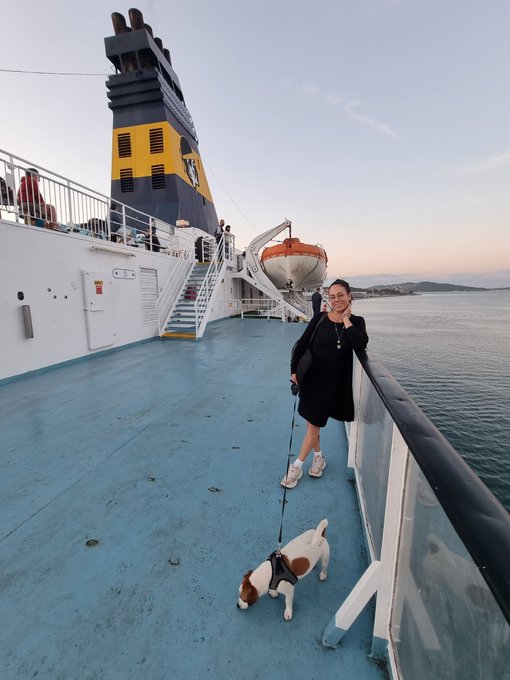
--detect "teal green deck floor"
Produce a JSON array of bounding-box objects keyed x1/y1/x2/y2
[{"x1": 0, "y1": 319, "x2": 385, "y2": 680}]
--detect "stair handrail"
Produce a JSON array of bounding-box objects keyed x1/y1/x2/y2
[
  {"x1": 194, "y1": 235, "x2": 227, "y2": 339},
  {"x1": 157, "y1": 234, "x2": 195, "y2": 335},
  {"x1": 282, "y1": 290, "x2": 308, "y2": 315}
]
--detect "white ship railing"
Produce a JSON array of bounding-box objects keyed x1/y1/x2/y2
[
  {"x1": 323, "y1": 351, "x2": 510, "y2": 679},
  {"x1": 0, "y1": 149, "x2": 177, "y2": 252},
  {"x1": 226, "y1": 298, "x2": 288, "y2": 320}
]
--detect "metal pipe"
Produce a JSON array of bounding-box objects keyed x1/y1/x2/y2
[{"x1": 22, "y1": 305, "x2": 34, "y2": 338}]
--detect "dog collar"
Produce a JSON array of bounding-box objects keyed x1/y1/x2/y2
[{"x1": 267, "y1": 550, "x2": 298, "y2": 590}]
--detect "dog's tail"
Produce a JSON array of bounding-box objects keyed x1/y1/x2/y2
[{"x1": 312, "y1": 519, "x2": 328, "y2": 545}]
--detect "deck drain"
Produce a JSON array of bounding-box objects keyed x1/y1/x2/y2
[
  {"x1": 85, "y1": 539, "x2": 99, "y2": 547},
  {"x1": 232, "y1": 446, "x2": 240, "y2": 449},
  {"x1": 168, "y1": 558, "x2": 181, "y2": 566},
  {"x1": 146, "y1": 475, "x2": 156, "y2": 482},
  {"x1": 208, "y1": 486, "x2": 222, "y2": 493}
]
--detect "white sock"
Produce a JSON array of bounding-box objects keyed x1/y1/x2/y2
[
  {"x1": 313, "y1": 450, "x2": 322, "y2": 458},
  {"x1": 293, "y1": 458, "x2": 304, "y2": 468}
]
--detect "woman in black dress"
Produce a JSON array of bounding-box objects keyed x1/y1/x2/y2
[{"x1": 281, "y1": 279, "x2": 368, "y2": 488}]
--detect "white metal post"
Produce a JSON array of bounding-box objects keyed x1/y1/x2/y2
[
  {"x1": 322, "y1": 423, "x2": 408, "y2": 660},
  {"x1": 347, "y1": 359, "x2": 364, "y2": 480},
  {"x1": 370, "y1": 425, "x2": 408, "y2": 659}
]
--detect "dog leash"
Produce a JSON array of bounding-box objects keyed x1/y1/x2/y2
[{"x1": 277, "y1": 392, "x2": 298, "y2": 552}]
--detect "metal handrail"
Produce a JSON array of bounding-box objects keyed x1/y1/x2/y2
[
  {"x1": 194, "y1": 235, "x2": 226, "y2": 339},
  {"x1": 0, "y1": 149, "x2": 176, "y2": 250},
  {"x1": 234, "y1": 298, "x2": 287, "y2": 320},
  {"x1": 156, "y1": 236, "x2": 195, "y2": 335},
  {"x1": 356, "y1": 348, "x2": 510, "y2": 624}
]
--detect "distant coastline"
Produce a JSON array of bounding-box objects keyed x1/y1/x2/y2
[{"x1": 350, "y1": 281, "x2": 510, "y2": 298}]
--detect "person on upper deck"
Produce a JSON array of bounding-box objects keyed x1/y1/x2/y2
[
  {"x1": 224, "y1": 224, "x2": 233, "y2": 258},
  {"x1": 215, "y1": 219, "x2": 224, "y2": 244},
  {"x1": 311, "y1": 287, "x2": 322, "y2": 316},
  {"x1": 143, "y1": 222, "x2": 161, "y2": 252},
  {"x1": 109, "y1": 201, "x2": 123, "y2": 243},
  {"x1": 17, "y1": 168, "x2": 58, "y2": 229},
  {"x1": 281, "y1": 279, "x2": 368, "y2": 488}
]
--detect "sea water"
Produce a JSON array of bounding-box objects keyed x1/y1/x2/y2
[{"x1": 355, "y1": 289, "x2": 510, "y2": 512}]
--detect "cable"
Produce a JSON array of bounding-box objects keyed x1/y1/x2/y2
[
  {"x1": 202, "y1": 158, "x2": 259, "y2": 234},
  {"x1": 0, "y1": 68, "x2": 109, "y2": 77}
]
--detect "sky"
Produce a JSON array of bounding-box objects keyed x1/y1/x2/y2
[{"x1": 1, "y1": 0, "x2": 509, "y2": 287}]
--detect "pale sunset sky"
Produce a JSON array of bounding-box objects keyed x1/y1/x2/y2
[{"x1": 1, "y1": 0, "x2": 509, "y2": 287}]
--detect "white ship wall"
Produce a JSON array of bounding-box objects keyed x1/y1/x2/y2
[{"x1": 0, "y1": 221, "x2": 233, "y2": 381}]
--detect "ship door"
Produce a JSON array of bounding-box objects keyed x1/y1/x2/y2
[{"x1": 81, "y1": 270, "x2": 114, "y2": 350}]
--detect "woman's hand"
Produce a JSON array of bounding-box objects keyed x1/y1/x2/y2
[
  {"x1": 291, "y1": 373, "x2": 298, "y2": 385},
  {"x1": 342, "y1": 303, "x2": 352, "y2": 326}
]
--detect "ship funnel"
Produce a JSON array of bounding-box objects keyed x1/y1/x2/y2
[
  {"x1": 128, "y1": 7, "x2": 145, "y2": 30},
  {"x1": 154, "y1": 38, "x2": 171, "y2": 66},
  {"x1": 111, "y1": 8, "x2": 171, "y2": 65},
  {"x1": 105, "y1": 7, "x2": 217, "y2": 233},
  {"x1": 111, "y1": 12, "x2": 129, "y2": 35}
]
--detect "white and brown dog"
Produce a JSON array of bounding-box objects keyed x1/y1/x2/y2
[{"x1": 237, "y1": 519, "x2": 329, "y2": 620}]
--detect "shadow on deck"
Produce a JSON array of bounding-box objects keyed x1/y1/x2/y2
[{"x1": 0, "y1": 318, "x2": 385, "y2": 680}]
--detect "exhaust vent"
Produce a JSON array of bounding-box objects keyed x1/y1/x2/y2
[
  {"x1": 120, "y1": 168, "x2": 134, "y2": 193},
  {"x1": 117, "y1": 133, "x2": 132, "y2": 158},
  {"x1": 151, "y1": 165, "x2": 165, "y2": 190},
  {"x1": 149, "y1": 128, "x2": 164, "y2": 154}
]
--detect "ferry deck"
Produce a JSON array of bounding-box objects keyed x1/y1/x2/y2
[{"x1": 0, "y1": 318, "x2": 386, "y2": 680}]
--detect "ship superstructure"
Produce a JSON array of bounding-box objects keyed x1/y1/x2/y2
[{"x1": 105, "y1": 8, "x2": 218, "y2": 233}]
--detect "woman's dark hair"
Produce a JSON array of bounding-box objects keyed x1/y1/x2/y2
[{"x1": 329, "y1": 278, "x2": 351, "y2": 294}]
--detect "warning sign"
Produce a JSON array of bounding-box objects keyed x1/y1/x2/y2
[{"x1": 94, "y1": 279, "x2": 104, "y2": 295}]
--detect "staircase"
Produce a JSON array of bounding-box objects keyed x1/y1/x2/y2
[
  {"x1": 282, "y1": 290, "x2": 309, "y2": 317},
  {"x1": 161, "y1": 263, "x2": 209, "y2": 339}
]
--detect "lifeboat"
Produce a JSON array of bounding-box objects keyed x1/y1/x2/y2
[{"x1": 260, "y1": 237, "x2": 328, "y2": 290}]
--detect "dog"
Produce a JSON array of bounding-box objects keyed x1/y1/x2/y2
[{"x1": 237, "y1": 519, "x2": 329, "y2": 620}]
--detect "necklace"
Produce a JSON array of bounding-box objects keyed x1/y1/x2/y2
[{"x1": 333, "y1": 322, "x2": 344, "y2": 349}]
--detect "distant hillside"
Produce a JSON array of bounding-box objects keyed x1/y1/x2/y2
[{"x1": 369, "y1": 281, "x2": 488, "y2": 293}]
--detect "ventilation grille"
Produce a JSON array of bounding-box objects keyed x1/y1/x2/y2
[
  {"x1": 149, "y1": 128, "x2": 164, "y2": 154},
  {"x1": 140, "y1": 267, "x2": 158, "y2": 326},
  {"x1": 151, "y1": 165, "x2": 165, "y2": 190},
  {"x1": 120, "y1": 168, "x2": 134, "y2": 193},
  {"x1": 117, "y1": 133, "x2": 132, "y2": 158}
]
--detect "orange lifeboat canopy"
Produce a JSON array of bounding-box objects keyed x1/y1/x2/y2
[{"x1": 260, "y1": 238, "x2": 327, "y2": 263}]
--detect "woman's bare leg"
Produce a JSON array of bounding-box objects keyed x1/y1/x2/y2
[{"x1": 297, "y1": 422, "x2": 321, "y2": 463}]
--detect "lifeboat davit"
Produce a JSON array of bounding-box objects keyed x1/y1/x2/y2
[{"x1": 260, "y1": 237, "x2": 328, "y2": 290}]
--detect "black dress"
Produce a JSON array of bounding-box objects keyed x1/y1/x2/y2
[{"x1": 290, "y1": 313, "x2": 368, "y2": 427}]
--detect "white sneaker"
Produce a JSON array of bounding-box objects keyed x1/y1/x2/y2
[
  {"x1": 309, "y1": 453, "x2": 326, "y2": 478},
  {"x1": 280, "y1": 463, "x2": 303, "y2": 488}
]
